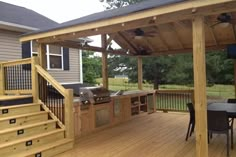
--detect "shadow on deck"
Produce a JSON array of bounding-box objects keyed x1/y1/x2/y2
[{"x1": 57, "y1": 112, "x2": 236, "y2": 157}]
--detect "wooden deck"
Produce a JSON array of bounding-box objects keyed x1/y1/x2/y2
[{"x1": 57, "y1": 112, "x2": 236, "y2": 157}]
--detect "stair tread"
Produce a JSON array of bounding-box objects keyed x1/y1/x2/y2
[
  {"x1": 0, "y1": 119, "x2": 57, "y2": 134},
  {"x1": 0, "y1": 95, "x2": 32, "y2": 101},
  {"x1": 0, "y1": 128, "x2": 65, "y2": 148},
  {"x1": 0, "y1": 111, "x2": 48, "y2": 121},
  {"x1": 8, "y1": 138, "x2": 73, "y2": 157},
  {"x1": 0, "y1": 103, "x2": 40, "y2": 110}
]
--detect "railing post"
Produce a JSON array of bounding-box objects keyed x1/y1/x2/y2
[
  {"x1": 0, "y1": 63, "x2": 5, "y2": 95},
  {"x1": 32, "y1": 57, "x2": 39, "y2": 103},
  {"x1": 65, "y1": 89, "x2": 74, "y2": 140}
]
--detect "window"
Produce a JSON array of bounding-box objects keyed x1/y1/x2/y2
[
  {"x1": 47, "y1": 45, "x2": 63, "y2": 70},
  {"x1": 31, "y1": 40, "x2": 38, "y2": 56},
  {"x1": 30, "y1": 41, "x2": 64, "y2": 70}
]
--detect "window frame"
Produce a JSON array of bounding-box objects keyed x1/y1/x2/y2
[{"x1": 30, "y1": 40, "x2": 64, "y2": 70}]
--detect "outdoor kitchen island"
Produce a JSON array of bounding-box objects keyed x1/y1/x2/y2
[{"x1": 73, "y1": 89, "x2": 156, "y2": 139}]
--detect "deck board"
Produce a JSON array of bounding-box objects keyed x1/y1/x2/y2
[{"x1": 57, "y1": 112, "x2": 236, "y2": 157}]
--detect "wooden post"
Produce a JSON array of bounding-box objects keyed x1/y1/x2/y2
[
  {"x1": 138, "y1": 57, "x2": 143, "y2": 90},
  {"x1": 31, "y1": 57, "x2": 39, "y2": 103},
  {"x1": 64, "y1": 89, "x2": 74, "y2": 140},
  {"x1": 38, "y1": 43, "x2": 47, "y2": 69},
  {"x1": 234, "y1": 60, "x2": 236, "y2": 98},
  {"x1": 192, "y1": 16, "x2": 208, "y2": 157},
  {"x1": 101, "y1": 34, "x2": 108, "y2": 89},
  {"x1": 0, "y1": 63, "x2": 4, "y2": 95}
]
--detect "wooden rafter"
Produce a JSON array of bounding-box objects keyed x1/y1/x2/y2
[
  {"x1": 153, "y1": 26, "x2": 169, "y2": 50},
  {"x1": 205, "y1": 17, "x2": 218, "y2": 46},
  {"x1": 143, "y1": 38, "x2": 155, "y2": 52},
  {"x1": 231, "y1": 24, "x2": 236, "y2": 41},
  {"x1": 167, "y1": 23, "x2": 184, "y2": 49},
  {"x1": 175, "y1": 20, "x2": 191, "y2": 29},
  {"x1": 116, "y1": 32, "x2": 138, "y2": 54},
  {"x1": 107, "y1": 34, "x2": 116, "y2": 45}
]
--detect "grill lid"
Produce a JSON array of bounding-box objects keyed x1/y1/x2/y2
[{"x1": 79, "y1": 86, "x2": 111, "y2": 104}]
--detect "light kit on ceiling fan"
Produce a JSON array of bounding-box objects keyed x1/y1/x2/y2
[{"x1": 211, "y1": 13, "x2": 235, "y2": 28}]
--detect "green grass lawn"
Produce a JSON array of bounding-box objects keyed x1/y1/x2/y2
[{"x1": 96, "y1": 78, "x2": 235, "y2": 99}]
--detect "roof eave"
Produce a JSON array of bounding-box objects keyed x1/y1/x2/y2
[
  {"x1": 0, "y1": 21, "x2": 39, "y2": 33},
  {"x1": 19, "y1": 0, "x2": 236, "y2": 43}
]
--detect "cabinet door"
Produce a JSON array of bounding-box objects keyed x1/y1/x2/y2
[
  {"x1": 95, "y1": 108, "x2": 110, "y2": 128},
  {"x1": 122, "y1": 97, "x2": 131, "y2": 120}
]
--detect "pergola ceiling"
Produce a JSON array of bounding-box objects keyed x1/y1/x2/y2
[
  {"x1": 112, "y1": 13, "x2": 236, "y2": 56},
  {"x1": 20, "y1": 0, "x2": 236, "y2": 57}
]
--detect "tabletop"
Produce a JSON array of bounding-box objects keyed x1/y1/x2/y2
[{"x1": 207, "y1": 102, "x2": 236, "y2": 118}]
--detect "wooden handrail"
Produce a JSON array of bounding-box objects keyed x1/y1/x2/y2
[
  {"x1": 34, "y1": 62, "x2": 74, "y2": 139},
  {"x1": 156, "y1": 89, "x2": 194, "y2": 93},
  {"x1": 1, "y1": 58, "x2": 31, "y2": 67},
  {"x1": 156, "y1": 89, "x2": 194, "y2": 112},
  {"x1": 35, "y1": 65, "x2": 67, "y2": 97}
]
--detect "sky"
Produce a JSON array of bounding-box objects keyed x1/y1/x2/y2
[
  {"x1": 1, "y1": 0, "x2": 106, "y2": 47},
  {"x1": 1, "y1": 0, "x2": 105, "y2": 23}
]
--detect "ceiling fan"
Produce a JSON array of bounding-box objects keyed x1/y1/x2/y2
[
  {"x1": 211, "y1": 13, "x2": 236, "y2": 27},
  {"x1": 127, "y1": 28, "x2": 157, "y2": 39}
]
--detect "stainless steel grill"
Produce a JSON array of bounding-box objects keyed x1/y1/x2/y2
[{"x1": 79, "y1": 87, "x2": 111, "y2": 105}]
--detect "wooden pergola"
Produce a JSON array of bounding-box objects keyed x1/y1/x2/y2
[{"x1": 20, "y1": 0, "x2": 236, "y2": 157}]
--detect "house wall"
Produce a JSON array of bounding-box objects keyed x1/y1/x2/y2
[
  {"x1": 49, "y1": 48, "x2": 81, "y2": 84},
  {"x1": 0, "y1": 29, "x2": 22, "y2": 61},
  {"x1": 0, "y1": 29, "x2": 81, "y2": 84}
]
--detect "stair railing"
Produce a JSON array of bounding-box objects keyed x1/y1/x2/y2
[
  {"x1": 0, "y1": 57, "x2": 74, "y2": 140},
  {"x1": 0, "y1": 58, "x2": 32, "y2": 95},
  {"x1": 31, "y1": 57, "x2": 74, "y2": 139}
]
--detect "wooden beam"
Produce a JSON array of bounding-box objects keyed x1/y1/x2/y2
[
  {"x1": 52, "y1": 40, "x2": 127, "y2": 55},
  {"x1": 138, "y1": 57, "x2": 143, "y2": 90},
  {"x1": 64, "y1": 89, "x2": 74, "y2": 140},
  {"x1": 37, "y1": 43, "x2": 47, "y2": 69},
  {"x1": 31, "y1": 57, "x2": 39, "y2": 103},
  {"x1": 101, "y1": 34, "x2": 108, "y2": 89},
  {"x1": 192, "y1": 15, "x2": 208, "y2": 157},
  {"x1": 20, "y1": 0, "x2": 236, "y2": 42}
]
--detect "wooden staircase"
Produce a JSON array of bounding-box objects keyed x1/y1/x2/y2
[{"x1": 0, "y1": 95, "x2": 73, "y2": 157}]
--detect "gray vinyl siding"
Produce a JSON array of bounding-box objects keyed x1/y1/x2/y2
[
  {"x1": 0, "y1": 29, "x2": 22, "y2": 61},
  {"x1": 0, "y1": 29, "x2": 81, "y2": 84},
  {"x1": 48, "y1": 48, "x2": 81, "y2": 83}
]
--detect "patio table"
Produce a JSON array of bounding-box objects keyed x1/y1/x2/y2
[{"x1": 207, "y1": 102, "x2": 236, "y2": 118}]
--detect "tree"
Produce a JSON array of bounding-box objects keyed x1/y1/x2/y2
[
  {"x1": 82, "y1": 51, "x2": 102, "y2": 84},
  {"x1": 99, "y1": 0, "x2": 144, "y2": 9}
]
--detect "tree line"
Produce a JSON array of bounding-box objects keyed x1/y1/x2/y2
[{"x1": 83, "y1": 50, "x2": 235, "y2": 87}]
